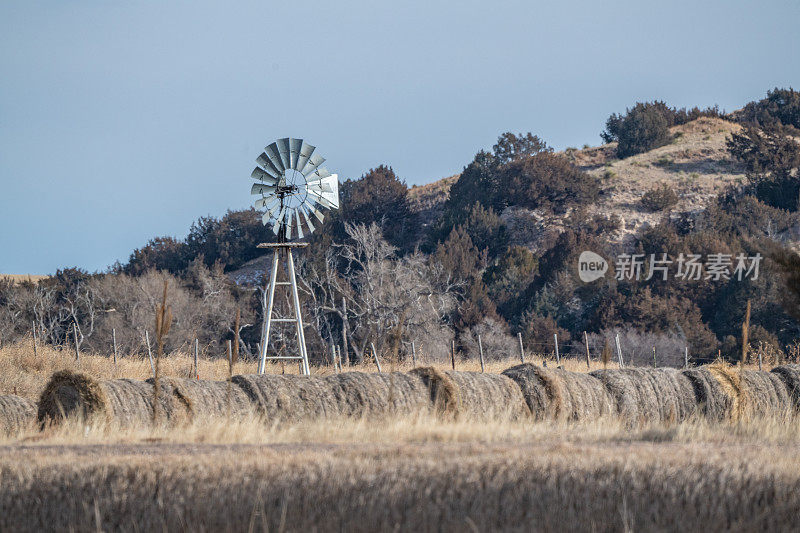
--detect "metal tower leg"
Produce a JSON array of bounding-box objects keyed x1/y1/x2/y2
[
  {"x1": 256, "y1": 244, "x2": 311, "y2": 376},
  {"x1": 258, "y1": 250, "x2": 280, "y2": 374},
  {"x1": 287, "y1": 249, "x2": 310, "y2": 375}
]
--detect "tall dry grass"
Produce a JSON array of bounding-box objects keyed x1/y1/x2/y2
[
  {"x1": 2, "y1": 338, "x2": 800, "y2": 531},
  {"x1": 0, "y1": 341, "x2": 666, "y2": 401},
  {"x1": 1, "y1": 416, "x2": 800, "y2": 531}
]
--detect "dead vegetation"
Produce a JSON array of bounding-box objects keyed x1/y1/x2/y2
[{"x1": 1, "y1": 424, "x2": 800, "y2": 532}]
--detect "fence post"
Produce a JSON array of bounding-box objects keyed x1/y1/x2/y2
[
  {"x1": 517, "y1": 333, "x2": 525, "y2": 363},
  {"x1": 112, "y1": 328, "x2": 118, "y2": 365},
  {"x1": 228, "y1": 339, "x2": 233, "y2": 366},
  {"x1": 145, "y1": 331, "x2": 155, "y2": 377},
  {"x1": 73, "y1": 323, "x2": 80, "y2": 362},
  {"x1": 583, "y1": 331, "x2": 591, "y2": 370},
  {"x1": 478, "y1": 334, "x2": 485, "y2": 373},
  {"x1": 684, "y1": 346, "x2": 689, "y2": 369},
  {"x1": 330, "y1": 342, "x2": 337, "y2": 369},
  {"x1": 336, "y1": 345, "x2": 343, "y2": 372},
  {"x1": 31, "y1": 322, "x2": 37, "y2": 358},
  {"x1": 554, "y1": 333, "x2": 560, "y2": 366},
  {"x1": 758, "y1": 350, "x2": 763, "y2": 371},
  {"x1": 410, "y1": 341, "x2": 417, "y2": 368},
  {"x1": 370, "y1": 342, "x2": 382, "y2": 373},
  {"x1": 194, "y1": 339, "x2": 199, "y2": 379},
  {"x1": 451, "y1": 340, "x2": 456, "y2": 370},
  {"x1": 615, "y1": 333, "x2": 623, "y2": 368},
  {"x1": 652, "y1": 346, "x2": 657, "y2": 368}
]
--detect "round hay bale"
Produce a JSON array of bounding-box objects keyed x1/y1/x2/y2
[
  {"x1": 739, "y1": 370, "x2": 790, "y2": 419},
  {"x1": 703, "y1": 364, "x2": 745, "y2": 422},
  {"x1": 590, "y1": 369, "x2": 662, "y2": 426},
  {"x1": 147, "y1": 377, "x2": 253, "y2": 420},
  {"x1": 501, "y1": 364, "x2": 555, "y2": 420},
  {"x1": 410, "y1": 367, "x2": 528, "y2": 420},
  {"x1": 38, "y1": 370, "x2": 189, "y2": 428},
  {"x1": 324, "y1": 372, "x2": 431, "y2": 418},
  {"x1": 503, "y1": 364, "x2": 614, "y2": 422},
  {"x1": 771, "y1": 364, "x2": 800, "y2": 411},
  {"x1": 641, "y1": 368, "x2": 698, "y2": 423},
  {"x1": 0, "y1": 395, "x2": 36, "y2": 436},
  {"x1": 231, "y1": 374, "x2": 339, "y2": 422},
  {"x1": 682, "y1": 367, "x2": 734, "y2": 422}
]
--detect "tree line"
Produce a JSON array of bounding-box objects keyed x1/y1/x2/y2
[{"x1": 3, "y1": 88, "x2": 800, "y2": 365}]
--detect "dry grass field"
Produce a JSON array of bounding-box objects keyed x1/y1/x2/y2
[
  {"x1": 2, "y1": 342, "x2": 800, "y2": 531},
  {"x1": 0, "y1": 341, "x2": 614, "y2": 402}
]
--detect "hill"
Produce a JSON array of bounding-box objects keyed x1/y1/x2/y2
[
  {"x1": 407, "y1": 117, "x2": 749, "y2": 251},
  {"x1": 0, "y1": 274, "x2": 49, "y2": 285}
]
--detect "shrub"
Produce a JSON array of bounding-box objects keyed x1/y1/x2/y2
[
  {"x1": 339, "y1": 165, "x2": 419, "y2": 250},
  {"x1": 727, "y1": 125, "x2": 800, "y2": 211},
  {"x1": 641, "y1": 184, "x2": 679, "y2": 212},
  {"x1": 429, "y1": 203, "x2": 508, "y2": 258},
  {"x1": 518, "y1": 312, "x2": 571, "y2": 353},
  {"x1": 459, "y1": 317, "x2": 517, "y2": 360},
  {"x1": 738, "y1": 87, "x2": 800, "y2": 132},
  {"x1": 433, "y1": 226, "x2": 485, "y2": 280},
  {"x1": 501, "y1": 151, "x2": 600, "y2": 213},
  {"x1": 602, "y1": 101, "x2": 675, "y2": 158},
  {"x1": 602, "y1": 101, "x2": 723, "y2": 158},
  {"x1": 483, "y1": 246, "x2": 538, "y2": 306},
  {"x1": 444, "y1": 133, "x2": 550, "y2": 216}
]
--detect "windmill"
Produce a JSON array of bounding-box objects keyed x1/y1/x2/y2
[{"x1": 250, "y1": 137, "x2": 340, "y2": 375}]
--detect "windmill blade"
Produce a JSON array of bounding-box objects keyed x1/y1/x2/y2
[
  {"x1": 306, "y1": 189, "x2": 336, "y2": 209},
  {"x1": 301, "y1": 153, "x2": 326, "y2": 177},
  {"x1": 296, "y1": 141, "x2": 316, "y2": 173},
  {"x1": 289, "y1": 138, "x2": 302, "y2": 170},
  {"x1": 308, "y1": 174, "x2": 339, "y2": 209},
  {"x1": 255, "y1": 154, "x2": 282, "y2": 179},
  {"x1": 305, "y1": 166, "x2": 332, "y2": 184},
  {"x1": 254, "y1": 196, "x2": 279, "y2": 209},
  {"x1": 299, "y1": 204, "x2": 316, "y2": 234},
  {"x1": 251, "y1": 167, "x2": 279, "y2": 184},
  {"x1": 277, "y1": 138, "x2": 291, "y2": 170},
  {"x1": 264, "y1": 143, "x2": 285, "y2": 173},
  {"x1": 251, "y1": 183, "x2": 277, "y2": 196},
  {"x1": 309, "y1": 205, "x2": 324, "y2": 223},
  {"x1": 295, "y1": 209, "x2": 305, "y2": 239},
  {"x1": 272, "y1": 206, "x2": 288, "y2": 235}
]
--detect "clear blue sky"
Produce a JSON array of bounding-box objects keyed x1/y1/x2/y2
[{"x1": 1, "y1": 0, "x2": 798, "y2": 274}]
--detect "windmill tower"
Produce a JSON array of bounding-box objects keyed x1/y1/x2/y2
[{"x1": 249, "y1": 138, "x2": 340, "y2": 375}]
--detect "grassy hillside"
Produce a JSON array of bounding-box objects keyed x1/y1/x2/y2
[{"x1": 407, "y1": 116, "x2": 748, "y2": 250}]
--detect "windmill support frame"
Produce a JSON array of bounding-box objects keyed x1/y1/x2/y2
[{"x1": 257, "y1": 242, "x2": 311, "y2": 375}]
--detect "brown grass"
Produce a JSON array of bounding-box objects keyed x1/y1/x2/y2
[
  {"x1": 0, "y1": 274, "x2": 48, "y2": 284},
  {"x1": 1, "y1": 418, "x2": 800, "y2": 531}
]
